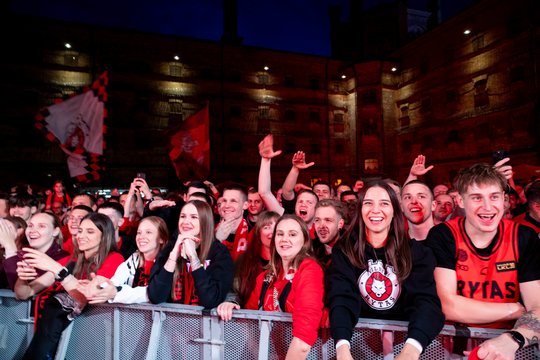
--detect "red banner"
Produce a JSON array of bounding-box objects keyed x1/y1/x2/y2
[{"x1": 169, "y1": 104, "x2": 210, "y2": 181}]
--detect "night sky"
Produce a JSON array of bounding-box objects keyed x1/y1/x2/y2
[{"x1": 10, "y1": 0, "x2": 476, "y2": 56}]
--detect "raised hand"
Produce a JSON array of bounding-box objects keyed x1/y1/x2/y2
[
  {"x1": 409, "y1": 155, "x2": 434, "y2": 177},
  {"x1": 292, "y1": 151, "x2": 315, "y2": 170},
  {"x1": 494, "y1": 157, "x2": 513, "y2": 180},
  {"x1": 258, "y1": 135, "x2": 282, "y2": 159}
]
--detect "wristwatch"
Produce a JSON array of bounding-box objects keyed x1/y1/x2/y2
[
  {"x1": 504, "y1": 330, "x2": 525, "y2": 350},
  {"x1": 55, "y1": 267, "x2": 71, "y2": 282}
]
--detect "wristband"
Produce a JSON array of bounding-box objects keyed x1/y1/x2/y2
[
  {"x1": 405, "y1": 338, "x2": 423, "y2": 353},
  {"x1": 190, "y1": 258, "x2": 202, "y2": 270},
  {"x1": 504, "y1": 330, "x2": 525, "y2": 350},
  {"x1": 55, "y1": 267, "x2": 71, "y2": 282},
  {"x1": 335, "y1": 339, "x2": 350, "y2": 350}
]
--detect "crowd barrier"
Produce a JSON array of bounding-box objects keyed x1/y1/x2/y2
[{"x1": 1, "y1": 289, "x2": 538, "y2": 360}]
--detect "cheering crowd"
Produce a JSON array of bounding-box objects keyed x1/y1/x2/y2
[{"x1": 1, "y1": 134, "x2": 539, "y2": 360}]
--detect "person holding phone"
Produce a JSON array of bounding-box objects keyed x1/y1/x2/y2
[{"x1": 1, "y1": 212, "x2": 67, "y2": 293}]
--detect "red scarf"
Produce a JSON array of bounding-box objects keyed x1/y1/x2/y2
[
  {"x1": 136, "y1": 260, "x2": 153, "y2": 287},
  {"x1": 172, "y1": 260, "x2": 210, "y2": 305},
  {"x1": 222, "y1": 219, "x2": 249, "y2": 261}
]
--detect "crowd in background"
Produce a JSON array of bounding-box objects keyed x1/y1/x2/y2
[{"x1": 1, "y1": 135, "x2": 540, "y2": 360}]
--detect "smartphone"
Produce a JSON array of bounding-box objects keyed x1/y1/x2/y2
[
  {"x1": 136, "y1": 172, "x2": 146, "y2": 180},
  {"x1": 492, "y1": 149, "x2": 509, "y2": 164}
]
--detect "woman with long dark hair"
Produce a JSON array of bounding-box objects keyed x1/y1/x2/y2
[
  {"x1": 147, "y1": 200, "x2": 233, "y2": 308},
  {"x1": 20, "y1": 213, "x2": 123, "y2": 360},
  {"x1": 217, "y1": 211, "x2": 280, "y2": 320},
  {"x1": 326, "y1": 180, "x2": 444, "y2": 360},
  {"x1": 83, "y1": 216, "x2": 169, "y2": 304}
]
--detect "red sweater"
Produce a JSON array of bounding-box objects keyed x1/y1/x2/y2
[{"x1": 245, "y1": 258, "x2": 324, "y2": 346}]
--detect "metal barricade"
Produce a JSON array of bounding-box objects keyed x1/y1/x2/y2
[{"x1": 1, "y1": 290, "x2": 539, "y2": 360}]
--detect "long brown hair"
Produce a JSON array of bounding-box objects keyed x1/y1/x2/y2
[
  {"x1": 136, "y1": 216, "x2": 168, "y2": 266},
  {"x1": 171, "y1": 200, "x2": 215, "y2": 301},
  {"x1": 72, "y1": 213, "x2": 118, "y2": 278},
  {"x1": 234, "y1": 211, "x2": 280, "y2": 305},
  {"x1": 341, "y1": 181, "x2": 412, "y2": 282},
  {"x1": 268, "y1": 214, "x2": 314, "y2": 279}
]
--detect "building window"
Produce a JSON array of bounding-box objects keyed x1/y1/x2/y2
[
  {"x1": 335, "y1": 142, "x2": 345, "y2": 154},
  {"x1": 400, "y1": 105, "x2": 409, "y2": 117},
  {"x1": 402, "y1": 140, "x2": 412, "y2": 153},
  {"x1": 311, "y1": 143, "x2": 321, "y2": 154},
  {"x1": 284, "y1": 75, "x2": 295, "y2": 87},
  {"x1": 333, "y1": 82, "x2": 342, "y2": 92},
  {"x1": 231, "y1": 140, "x2": 243, "y2": 152},
  {"x1": 420, "y1": 98, "x2": 432, "y2": 113},
  {"x1": 447, "y1": 130, "x2": 461, "y2": 145},
  {"x1": 258, "y1": 105, "x2": 269, "y2": 119},
  {"x1": 284, "y1": 109, "x2": 296, "y2": 121},
  {"x1": 64, "y1": 54, "x2": 79, "y2": 66},
  {"x1": 474, "y1": 79, "x2": 489, "y2": 107},
  {"x1": 169, "y1": 99, "x2": 183, "y2": 113},
  {"x1": 423, "y1": 135, "x2": 434, "y2": 150},
  {"x1": 334, "y1": 113, "x2": 344, "y2": 123},
  {"x1": 362, "y1": 91, "x2": 377, "y2": 105},
  {"x1": 230, "y1": 105, "x2": 242, "y2": 117},
  {"x1": 364, "y1": 159, "x2": 379, "y2": 174},
  {"x1": 257, "y1": 74, "x2": 269, "y2": 85},
  {"x1": 509, "y1": 66, "x2": 525, "y2": 83},
  {"x1": 309, "y1": 78, "x2": 320, "y2": 90},
  {"x1": 472, "y1": 35, "x2": 485, "y2": 51},
  {"x1": 284, "y1": 142, "x2": 296, "y2": 154},
  {"x1": 309, "y1": 110, "x2": 320, "y2": 123},
  {"x1": 169, "y1": 64, "x2": 183, "y2": 77}
]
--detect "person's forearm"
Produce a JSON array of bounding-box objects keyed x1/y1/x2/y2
[
  {"x1": 258, "y1": 158, "x2": 273, "y2": 196},
  {"x1": 282, "y1": 166, "x2": 300, "y2": 200},
  {"x1": 14, "y1": 279, "x2": 34, "y2": 300},
  {"x1": 258, "y1": 157, "x2": 284, "y2": 214},
  {"x1": 442, "y1": 295, "x2": 523, "y2": 324},
  {"x1": 285, "y1": 336, "x2": 311, "y2": 360}
]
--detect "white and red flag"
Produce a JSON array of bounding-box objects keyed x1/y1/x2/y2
[
  {"x1": 35, "y1": 71, "x2": 108, "y2": 183},
  {"x1": 169, "y1": 104, "x2": 210, "y2": 181}
]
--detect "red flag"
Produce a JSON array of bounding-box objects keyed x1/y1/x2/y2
[
  {"x1": 35, "y1": 71, "x2": 108, "y2": 183},
  {"x1": 169, "y1": 104, "x2": 210, "y2": 181}
]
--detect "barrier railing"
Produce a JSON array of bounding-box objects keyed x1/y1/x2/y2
[{"x1": 1, "y1": 290, "x2": 538, "y2": 360}]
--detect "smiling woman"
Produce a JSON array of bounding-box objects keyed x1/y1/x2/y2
[
  {"x1": 326, "y1": 180, "x2": 444, "y2": 360},
  {"x1": 242, "y1": 214, "x2": 325, "y2": 360},
  {"x1": 146, "y1": 200, "x2": 234, "y2": 308},
  {"x1": 19, "y1": 212, "x2": 124, "y2": 360}
]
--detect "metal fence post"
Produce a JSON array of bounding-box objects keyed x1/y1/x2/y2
[
  {"x1": 145, "y1": 310, "x2": 166, "y2": 360},
  {"x1": 381, "y1": 330, "x2": 394, "y2": 360},
  {"x1": 258, "y1": 319, "x2": 272, "y2": 360}
]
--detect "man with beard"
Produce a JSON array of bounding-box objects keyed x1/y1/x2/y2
[
  {"x1": 432, "y1": 194, "x2": 454, "y2": 225},
  {"x1": 313, "y1": 199, "x2": 345, "y2": 266},
  {"x1": 401, "y1": 180, "x2": 435, "y2": 241}
]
